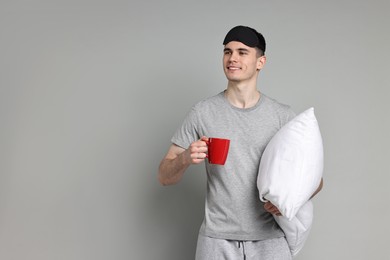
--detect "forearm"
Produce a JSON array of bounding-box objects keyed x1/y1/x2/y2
[
  {"x1": 158, "y1": 151, "x2": 191, "y2": 186},
  {"x1": 158, "y1": 138, "x2": 208, "y2": 186}
]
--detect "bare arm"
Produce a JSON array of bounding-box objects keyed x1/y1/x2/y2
[{"x1": 158, "y1": 137, "x2": 208, "y2": 186}]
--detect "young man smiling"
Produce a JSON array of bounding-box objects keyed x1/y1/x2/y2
[
  {"x1": 159, "y1": 25, "x2": 322, "y2": 259},
  {"x1": 222, "y1": 39, "x2": 265, "y2": 110}
]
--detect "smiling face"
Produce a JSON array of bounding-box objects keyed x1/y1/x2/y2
[{"x1": 223, "y1": 41, "x2": 266, "y2": 84}]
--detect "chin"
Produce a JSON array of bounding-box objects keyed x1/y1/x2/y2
[
  {"x1": 224, "y1": 73, "x2": 239, "y2": 81},
  {"x1": 226, "y1": 75, "x2": 241, "y2": 82}
]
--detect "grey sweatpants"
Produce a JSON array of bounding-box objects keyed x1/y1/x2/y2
[{"x1": 195, "y1": 234, "x2": 292, "y2": 260}]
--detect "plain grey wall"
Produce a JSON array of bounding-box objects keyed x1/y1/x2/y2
[{"x1": 1, "y1": 0, "x2": 389, "y2": 259}]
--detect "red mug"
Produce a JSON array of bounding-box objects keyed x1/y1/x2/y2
[{"x1": 206, "y1": 138, "x2": 230, "y2": 165}]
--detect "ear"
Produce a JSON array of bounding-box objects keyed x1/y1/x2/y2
[{"x1": 257, "y1": 55, "x2": 266, "y2": 71}]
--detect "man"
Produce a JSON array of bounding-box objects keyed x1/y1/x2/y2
[{"x1": 158, "y1": 25, "x2": 323, "y2": 259}]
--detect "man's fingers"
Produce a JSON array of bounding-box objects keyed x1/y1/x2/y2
[
  {"x1": 200, "y1": 136, "x2": 209, "y2": 142},
  {"x1": 191, "y1": 152, "x2": 207, "y2": 160},
  {"x1": 264, "y1": 202, "x2": 273, "y2": 210},
  {"x1": 189, "y1": 140, "x2": 208, "y2": 154},
  {"x1": 187, "y1": 138, "x2": 210, "y2": 164},
  {"x1": 264, "y1": 202, "x2": 281, "y2": 215}
]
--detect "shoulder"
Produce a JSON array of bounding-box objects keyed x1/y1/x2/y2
[
  {"x1": 261, "y1": 94, "x2": 296, "y2": 125},
  {"x1": 191, "y1": 92, "x2": 225, "y2": 111},
  {"x1": 262, "y1": 94, "x2": 290, "y2": 110}
]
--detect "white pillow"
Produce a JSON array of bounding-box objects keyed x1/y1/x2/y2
[
  {"x1": 274, "y1": 200, "x2": 314, "y2": 257},
  {"x1": 257, "y1": 107, "x2": 323, "y2": 220}
]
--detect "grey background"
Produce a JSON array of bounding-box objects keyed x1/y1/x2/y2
[{"x1": 1, "y1": 0, "x2": 389, "y2": 259}]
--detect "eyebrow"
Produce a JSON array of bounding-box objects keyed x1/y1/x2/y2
[{"x1": 223, "y1": 47, "x2": 250, "y2": 53}]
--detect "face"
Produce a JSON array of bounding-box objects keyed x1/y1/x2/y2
[{"x1": 223, "y1": 41, "x2": 266, "y2": 83}]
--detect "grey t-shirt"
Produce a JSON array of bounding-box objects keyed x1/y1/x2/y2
[{"x1": 171, "y1": 91, "x2": 296, "y2": 241}]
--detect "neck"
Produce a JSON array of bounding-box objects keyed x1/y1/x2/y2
[{"x1": 225, "y1": 82, "x2": 261, "y2": 109}]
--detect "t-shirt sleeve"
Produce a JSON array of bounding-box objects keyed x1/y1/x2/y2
[
  {"x1": 286, "y1": 107, "x2": 297, "y2": 124},
  {"x1": 282, "y1": 106, "x2": 296, "y2": 126},
  {"x1": 171, "y1": 106, "x2": 201, "y2": 149}
]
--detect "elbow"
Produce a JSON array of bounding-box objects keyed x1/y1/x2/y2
[
  {"x1": 157, "y1": 164, "x2": 176, "y2": 186},
  {"x1": 158, "y1": 156, "x2": 184, "y2": 186},
  {"x1": 157, "y1": 167, "x2": 167, "y2": 186},
  {"x1": 318, "y1": 178, "x2": 324, "y2": 192},
  {"x1": 158, "y1": 174, "x2": 176, "y2": 186},
  {"x1": 157, "y1": 161, "x2": 166, "y2": 186},
  {"x1": 310, "y1": 178, "x2": 324, "y2": 200},
  {"x1": 158, "y1": 172, "x2": 169, "y2": 186},
  {"x1": 158, "y1": 172, "x2": 179, "y2": 186}
]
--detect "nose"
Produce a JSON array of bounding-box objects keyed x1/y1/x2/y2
[{"x1": 228, "y1": 52, "x2": 238, "y2": 62}]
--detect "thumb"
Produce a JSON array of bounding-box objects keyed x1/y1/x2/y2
[{"x1": 200, "y1": 136, "x2": 209, "y2": 142}]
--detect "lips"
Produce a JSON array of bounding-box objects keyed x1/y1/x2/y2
[{"x1": 227, "y1": 66, "x2": 241, "y2": 70}]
